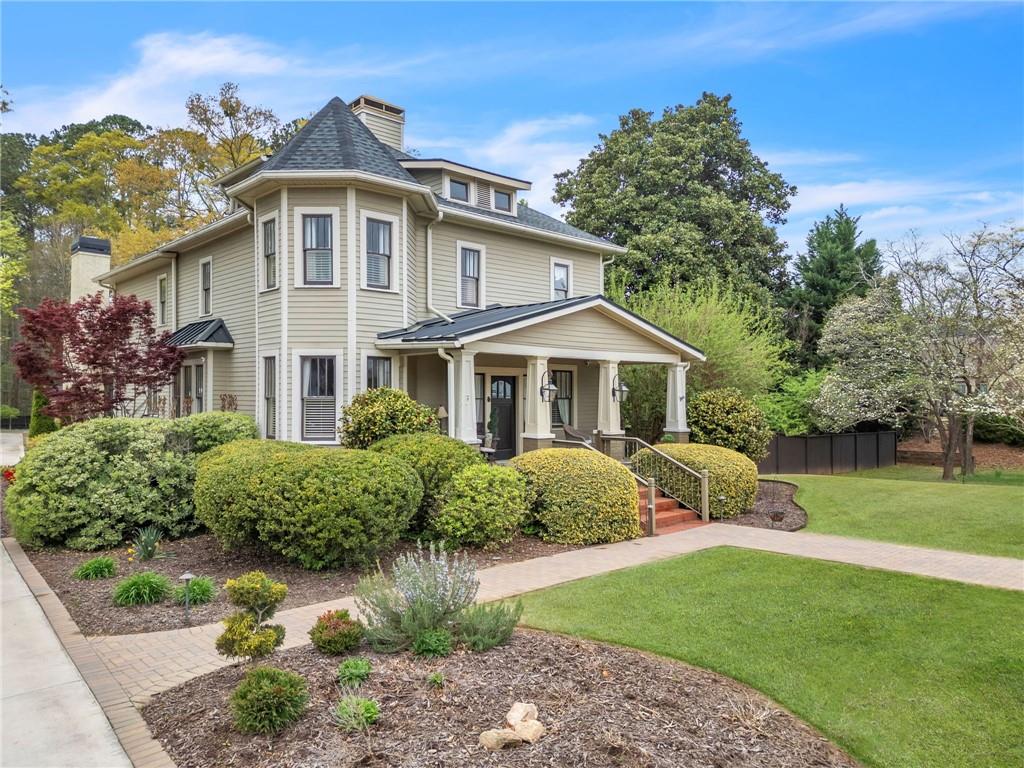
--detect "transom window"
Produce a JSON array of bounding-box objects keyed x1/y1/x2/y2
[
  {"x1": 262, "y1": 219, "x2": 277, "y2": 290},
  {"x1": 365, "y1": 218, "x2": 392, "y2": 289},
  {"x1": 301, "y1": 356, "x2": 336, "y2": 440},
  {"x1": 303, "y1": 214, "x2": 333, "y2": 285},
  {"x1": 550, "y1": 370, "x2": 573, "y2": 427},
  {"x1": 459, "y1": 246, "x2": 482, "y2": 308},
  {"x1": 157, "y1": 275, "x2": 168, "y2": 325},
  {"x1": 200, "y1": 260, "x2": 212, "y2": 315},
  {"x1": 494, "y1": 189, "x2": 512, "y2": 212},
  {"x1": 263, "y1": 356, "x2": 276, "y2": 439},
  {"x1": 365, "y1": 356, "x2": 392, "y2": 389},
  {"x1": 552, "y1": 261, "x2": 571, "y2": 300},
  {"x1": 449, "y1": 178, "x2": 470, "y2": 202}
]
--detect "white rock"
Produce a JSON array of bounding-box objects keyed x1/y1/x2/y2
[
  {"x1": 506, "y1": 702, "x2": 538, "y2": 727},
  {"x1": 513, "y1": 718, "x2": 546, "y2": 743},
  {"x1": 479, "y1": 729, "x2": 524, "y2": 750}
]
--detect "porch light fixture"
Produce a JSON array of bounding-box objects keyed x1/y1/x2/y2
[
  {"x1": 539, "y1": 371, "x2": 559, "y2": 403},
  {"x1": 612, "y1": 374, "x2": 629, "y2": 403}
]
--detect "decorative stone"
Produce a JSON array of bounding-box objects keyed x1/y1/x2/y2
[
  {"x1": 513, "y1": 718, "x2": 546, "y2": 743},
  {"x1": 506, "y1": 702, "x2": 538, "y2": 726},
  {"x1": 479, "y1": 729, "x2": 524, "y2": 750}
]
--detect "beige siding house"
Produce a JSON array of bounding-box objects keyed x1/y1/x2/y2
[{"x1": 79, "y1": 95, "x2": 703, "y2": 458}]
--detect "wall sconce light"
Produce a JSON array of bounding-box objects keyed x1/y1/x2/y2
[
  {"x1": 539, "y1": 370, "x2": 559, "y2": 403},
  {"x1": 612, "y1": 374, "x2": 629, "y2": 403}
]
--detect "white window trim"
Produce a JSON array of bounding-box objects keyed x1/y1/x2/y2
[
  {"x1": 443, "y1": 172, "x2": 475, "y2": 204},
  {"x1": 360, "y1": 349, "x2": 400, "y2": 394},
  {"x1": 491, "y1": 187, "x2": 517, "y2": 217},
  {"x1": 198, "y1": 257, "x2": 213, "y2": 317},
  {"x1": 550, "y1": 257, "x2": 574, "y2": 301},
  {"x1": 456, "y1": 239, "x2": 487, "y2": 310},
  {"x1": 257, "y1": 351, "x2": 280, "y2": 439},
  {"x1": 294, "y1": 206, "x2": 342, "y2": 289},
  {"x1": 257, "y1": 211, "x2": 280, "y2": 293},
  {"x1": 156, "y1": 273, "x2": 169, "y2": 326},
  {"x1": 359, "y1": 209, "x2": 400, "y2": 294},
  {"x1": 292, "y1": 348, "x2": 343, "y2": 444},
  {"x1": 549, "y1": 363, "x2": 579, "y2": 429}
]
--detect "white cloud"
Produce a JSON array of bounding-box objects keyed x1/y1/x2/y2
[{"x1": 761, "y1": 149, "x2": 863, "y2": 168}]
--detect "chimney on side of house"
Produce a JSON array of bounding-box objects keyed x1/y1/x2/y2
[
  {"x1": 70, "y1": 236, "x2": 111, "y2": 301},
  {"x1": 350, "y1": 95, "x2": 405, "y2": 151}
]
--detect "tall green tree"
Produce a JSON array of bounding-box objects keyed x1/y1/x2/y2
[
  {"x1": 553, "y1": 93, "x2": 795, "y2": 298},
  {"x1": 785, "y1": 205, "x2": 881, "y2": 368}
]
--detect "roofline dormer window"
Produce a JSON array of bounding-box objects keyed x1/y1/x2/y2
[
  {"x1": 444, "y1": 172, "x2": 474, "y2": 204},
  {"x1": 493, "y1": 188, "x2": 515, "y2": 215}
]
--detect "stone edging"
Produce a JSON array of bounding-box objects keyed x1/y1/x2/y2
[{"x1": 2, "y1": 537, "x2": 175, "y2": 768}]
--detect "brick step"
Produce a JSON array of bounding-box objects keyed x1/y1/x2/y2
[
  {"x1": 636, "y1": 482, "x2": 664, "y2": 499},
  {"x1": 639, "y1": 508, "x2": 700, "y2": 527},
  {"x1": 637, "y1": 496, "x2": 679, "y2": 513}
]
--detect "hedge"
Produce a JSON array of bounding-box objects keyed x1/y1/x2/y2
[
  {"x1": 166, "y1": 412, "x2": 258, "y2": 454},
  {"x1": 433, "y1": 464, "x2": 530, "y2": 547},
  {"x1": 633, "y1": 442, "x2": 757, "y2": 519},
  {"x1": 339, "y1": 388, "x2": 438, "y2": 448},
  {"x1": 688, "y1": 387, "x2": 773, "y2": 462},
  {"x1": 509, "y1": 448, "x2": 641, "y2": 545}
]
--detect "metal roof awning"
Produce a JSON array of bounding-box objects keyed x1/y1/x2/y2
[{"x1": 166, "y1": 318, "x2": 234, "y2": 349}]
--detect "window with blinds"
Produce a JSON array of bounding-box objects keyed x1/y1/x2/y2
[
  {"x1": 303, "y1": 214, "x2": 332, "y2": 285},
  {"x1": 365, "y1": 219, "x2": 391, "y2": 289},
  {"x1": 200, "y1": 261, "x2": 212, "y2": 315},
  {"x1": 301, "y1": 356, "x2": 336, "y2": 440},
  {"x1": 551, "y1": 370, "x2": 573, "y2": 427},
  {"x1": 263, "y1": 356, "x2": 276, "y2": 439},
  {"x1": 262, "y1": 219, "x2": 277, "y2": 290},
  {"x1": 366, "y1": 356, "x2": 392, "y2": 389},
  {"x1": 460, "y1": 247, "x2": 481, "y2": 307}
]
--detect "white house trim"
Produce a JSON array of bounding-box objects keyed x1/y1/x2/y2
[
  {"x1": 455, "y1": 239, "x2": 487, "y2": 310},
  {"x1": 291, "y1": 348, "x2": 343, "y2": 445},
  {"x1": 401, "y1": 199, "x2": 409, "y2": 327},
  {"x1": 257, "y1": 350, "x2": 280, "y2": 439},
  {"x1": 402, "y1": 160, "x2": 531, "y2": 190},
  {"x1": 548, "y1": 362, "x2": 579, "y2": 429},
  {"x1": 293, "y1": 205, "x2": 341, "y2": 288},
  {"x1": 346, "y1": 188, "x2": 357, "y2": 404},
  {"x1": 467, "y1": 342, "x2": 679, "y2": 364},
  {"x1": 442, "y1": 171, "x2": 476, "y2": 204},
  {"x1": 156, "y1": 273, "x2": 169, "y2": 326},
  {"x1": 280, "y1": 187, "x2": 289, "y2": 440},
  {"x1": 359, "y1": 208, "x2": 401, "y2": 293},
  {"x1": 257, "y1": 210, "x2": 280, "y2": 293}
]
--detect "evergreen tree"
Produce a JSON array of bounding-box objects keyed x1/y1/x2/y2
[{"x1": 28, "y1": 389, "x2": 57, "y2": 437}]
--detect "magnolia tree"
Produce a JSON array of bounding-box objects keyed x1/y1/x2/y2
[{"x1": 13, "y1": 292, "x2": 184, "y2": 423}]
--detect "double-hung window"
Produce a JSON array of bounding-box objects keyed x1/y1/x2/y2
[
  {"x1": 365, "y1": 218, "x2": 392, "y2": 289},
  {"x1": 194, "y1": 364, "x2": 205, "y2": 413},
  {"x1": 449, "y1": 178, "x2": 470, "y2": 202},
  {"x1": 459, "y1": 245, "x2": 482, "y2": 308},
  {"x1": 262, "y1": 219, "x2": 277, "y2": 290},
  {"x1": 200, "y1": 260, "x2": 212, "y2": 315},
  {"x1": 550, "y1": 370, "x2": 573, "y2": 427},
  {"x1": 182, "y1": 367, "x2": 192, "y2": 415},
  {"x1": 365, "y1": 356, "x2": 392, "y2": 389},
  {"x1": 157, "y1": 275, "x2": 168, "y2": 324},
  {"x1": 494, "y1": 189, "x2": 512, "y2": 212},
  {"x1": 301, "y1": 356, "x2": 336, "y2": 440},
  {"x1": 303, "y1": 214, "x2": 333, "y2": 285},
  {"x1": 263, "y1": 356, "x2": 276, "y2": 439},
  {"x1": 552, "y1": 261, "x2": 571, "y2": 300}
]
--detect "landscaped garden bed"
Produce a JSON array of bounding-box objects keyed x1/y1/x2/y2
[
  {"x1": 142, "y1": 629, "x2": 858, "y2": 768},
  {"x1": 720, "y1": 479, "x2": 807, "y2": 532}
]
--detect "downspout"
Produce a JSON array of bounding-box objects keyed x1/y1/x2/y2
[
  {"x1": 600, "y1": 253, "x2": 615, "y2": 295},
  {"x1": 437, "y1": 348, "x2": 455, "y2": 438},
  {"x1": 426, "y1": 210, "x2": 452, "y2": 323}
]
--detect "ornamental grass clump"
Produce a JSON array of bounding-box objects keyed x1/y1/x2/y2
[
  {"x1": 73, "y1": 556, "x2": 117, "y2": 580},
  {"x1": 113, "y1": 571, "x2": 171, "y2": 606},
  {"x1": 173, "y1": 576, "x2": 216, "y2": 605},
  {"x1": 216, "y1": 571, "x2": 287, "y2": 662},
  {"x1": 337, "y1": 657, "x2": 372, "y2": 687},
  {"x1": 332, "y1": 694, "x2": 380, "y2": 733}
]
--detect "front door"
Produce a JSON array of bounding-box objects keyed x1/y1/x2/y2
[{"x1": 489, "y1": 375, "x2": 516, "y2": 460}]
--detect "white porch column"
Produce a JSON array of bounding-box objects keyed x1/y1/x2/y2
[
  {"x1": 523, "y1": 356, "x2": 554, "y2": 451},
  {"x1": 665, "y1": 361, "x2": 690, "y2": 431},
  {"x1": 597, "y1": 360, "x2": 623, "y2": 435},
  {"x1": 452, "y1": 349, "x2": 479, "y2": 444}
]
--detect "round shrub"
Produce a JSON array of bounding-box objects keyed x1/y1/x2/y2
[
  {"x1": 166, "y1": 411, "x2": 258, "y2": 454},
  {"x1": 210, "y1": 449, "x2": 422, "y2": 569},
  {"x1": 369, "y1": 433, "x2": 482, "y2": 528},
  {"x1": 688, "y1": 387, "x2": 773, "y2": 462},
  {"x1": 231, "y1": 666, "x2": 309, "y2": 735},
  {"x1": 412, "y1": 627, "x2": 453, "y2": 658},
  {"x1": 113, "y1": 571, "x2": 171, "y2": 606},
  {"x1": 634, "y1": 442, "x2": 757, "y2": 519},
  {"x1": 339, "y1": 387, "x2": 438, "y2": 448},
  {"x1": 509, "y1": 448, "x2": 641, "y2": 545},
  {"x1": 433, "y1": 464, "x2": 529, "y2": 547},
  {"x1": 309, "y1": 609, "x2": 364, "y2": 655},
  {"x1": 194, "y1": 440, "x2": 312, "y2": 548},
  {"x1": 6, "y1": 418, "x2": 196, "y2": 550}
]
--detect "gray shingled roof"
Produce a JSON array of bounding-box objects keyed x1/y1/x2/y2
[
  {"x1": 261, "y1": 97, "x2": 417, "y2": 183},
  {"x1": 436, "y1": 197, "x2": 612, "y2": 246},
  {"x1": 166, "y1": 318, "x2": 234, "y2": 347}
]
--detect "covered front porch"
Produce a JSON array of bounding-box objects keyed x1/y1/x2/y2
[{"x1": 377, "y1": 296, "x2": 705, "y2": 460}]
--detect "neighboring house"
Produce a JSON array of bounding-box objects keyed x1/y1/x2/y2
[{"x1": 73, "y1": 95, "x2": 703, "y2": 458}]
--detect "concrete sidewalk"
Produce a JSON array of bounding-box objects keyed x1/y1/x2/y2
[
  {"x1": 1, "y1": 545, "x2": 130, "y2": 768},
  {"x1": 0, "y1": 430, "x2": 25, "y2": 466}
]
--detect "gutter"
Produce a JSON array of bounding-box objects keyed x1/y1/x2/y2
[{"x1": 425, "y1": 210, "x2": 453, "y2": 323}]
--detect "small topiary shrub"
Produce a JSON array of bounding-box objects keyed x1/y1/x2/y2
[
  {"x1": 217, "y1": 571, "x2": 288, "y2": 661},
  {"x1": 369, "y1": 432, "x2": 482, "y2": 529},
  {"x1": 433, "y1": 464, "x2": 530, "y2": 547},
  {"x1": 309, "y1": 610, "x2": 364, "y2": 655},
  {"x1": 28, "y1": 389, "x2": 57, "y2": 438},
  {"x1": 231, "y1": 666, "x2": 308, "y2": 735},
  {"x1": 339, "y1": 387, "x2": 438, "y2": 449},
  {"x1": 113, "y1": 571, "x2": 171, "y2": 606},
  {"x1": 166, "y1": 411, "x2": 258, "y2": 454},
  {"x1": 688, "y1": 387, "x2": 773, "y2": 462},
  {"x1": 332, "y1": 695, "x2": 380, "y2": 732},
  {"x1": 173, "y1": 576, "x2": 216, "y2": 605},
  {"x1": 224, "y1": 571, "x2": 288, "y2": 623},
  {"x1": 509, "y1": 448, "x2": 641, "y2": 545},
  {"x1": 412, "y1": 627, "x2": 453, "y2": 657},
  {"x1": 337, "y1": 657, "x2": 372, "y2": 687},
  {"x1": 457, "y1": 601, "x2": 522, "y2": 652},
  {"x1": 73, "y1": 556, "x2": 117, "y2": 580},
  {"x1": 634, "y1": 442, "x2": 757, "y2": 519}
]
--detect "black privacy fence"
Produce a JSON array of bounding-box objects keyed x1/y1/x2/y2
[{"x1": 757, "y1": 431, "x2": 897, "y2": 475}]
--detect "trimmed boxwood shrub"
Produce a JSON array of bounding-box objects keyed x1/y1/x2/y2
[
  {"x1": 369, "y1": 433, "x2": 482, "y2": 528},
  {"x1": 166, "y1": 412, "x2": 258, "y2": 454},
  {"x1": 688, "y1": 387, "x2": 773, "y2": 462},
  {"x1": 339, "y1": 387, "x2": 438, "y2": 449},
  {"x1": 509, "y1": 448, "x2": 641, "y2": 545},
  {"x1": 433, "y1": 464, "x2": 530, "y2": 547},
  {"x1": 231, "y1": 666, "x2": 308, "y2": 735},
  {"x1": 634, "y1": 442, "x2": 757, "y2": 519},
  {"x1": 6, "y1": 418, "x2": 196, "y2": 550}
]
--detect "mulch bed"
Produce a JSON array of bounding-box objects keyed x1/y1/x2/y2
[
  {"x1": 719, "y1": 480, "x2": 807, "y2": 533},
  {"x1": 143, "y1": 629, "x2": 859, "y2": 768},
  {"x1": 898, "y1": 436, "x2": 1024, "y2": 471},
  {"x1": 19, "y1": 533, "x2": 578, "y2": 636}
]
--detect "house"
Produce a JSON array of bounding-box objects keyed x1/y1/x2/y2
[{"x1": 74, "y1": 95, "x2": 704, "y2": 459}]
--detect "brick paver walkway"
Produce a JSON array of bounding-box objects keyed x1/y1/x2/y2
[{"x1": 89, "y1": 524, "x2": 1024, "y2": 706}]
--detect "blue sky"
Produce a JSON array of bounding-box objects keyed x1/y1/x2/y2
[{"x1": 3, "y1": 2, "x2": 1022, "y2": 251}]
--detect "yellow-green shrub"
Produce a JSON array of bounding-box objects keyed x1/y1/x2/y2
[
  {"x1": 339, "y1": 387, "x2": 438, "y2": 448},
  {"x1": 633, "y1": 442, "x2": 756, "y2": 519},
  {"x1": 688, "y1": 388, "x2": 773, "y2": 461},
  {"x1": 433, "y1": 464, "x2": 530, "y2": 547},
  {"x1": 509, "y1": 448, "x2": 641, "y2": 545}
]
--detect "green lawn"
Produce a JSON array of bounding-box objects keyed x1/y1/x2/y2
[
  {"x1": 844, "y1": 465, "x2": 1024, "y2": 485},
  {"x1": 519, "y1": 548, "x2": 1024, "y2": 768},
  {"x1": 769, "y1": 469, "x2": 1024, "y2": 558}
]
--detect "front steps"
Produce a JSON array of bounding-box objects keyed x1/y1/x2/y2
[{"x1": 637, "y1": 481, "x2": 706, "y2": 535}]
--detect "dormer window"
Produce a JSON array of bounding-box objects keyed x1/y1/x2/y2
[
  {"x1": 494, "y1": 189, "x2": 513, "y2": 212},
  {"x1": 449, "y1": 178, "x2": 470, "y2": 202}
]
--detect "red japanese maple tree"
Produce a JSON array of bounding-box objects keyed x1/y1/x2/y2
[{"x1": 13, "y1": 292, "x2": 185, "y2": 423}]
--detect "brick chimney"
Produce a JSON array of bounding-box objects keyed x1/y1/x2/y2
[
  {"x1": 350, "y1": 95, "x2": 405, "y2": 151},
  {"x1": 70, "y1": 236, "x2": 111, "y2": 300}
]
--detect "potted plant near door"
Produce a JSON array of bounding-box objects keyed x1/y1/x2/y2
[{"x1": 484, "y1": 409, "x2": 498, "y2": 449}]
